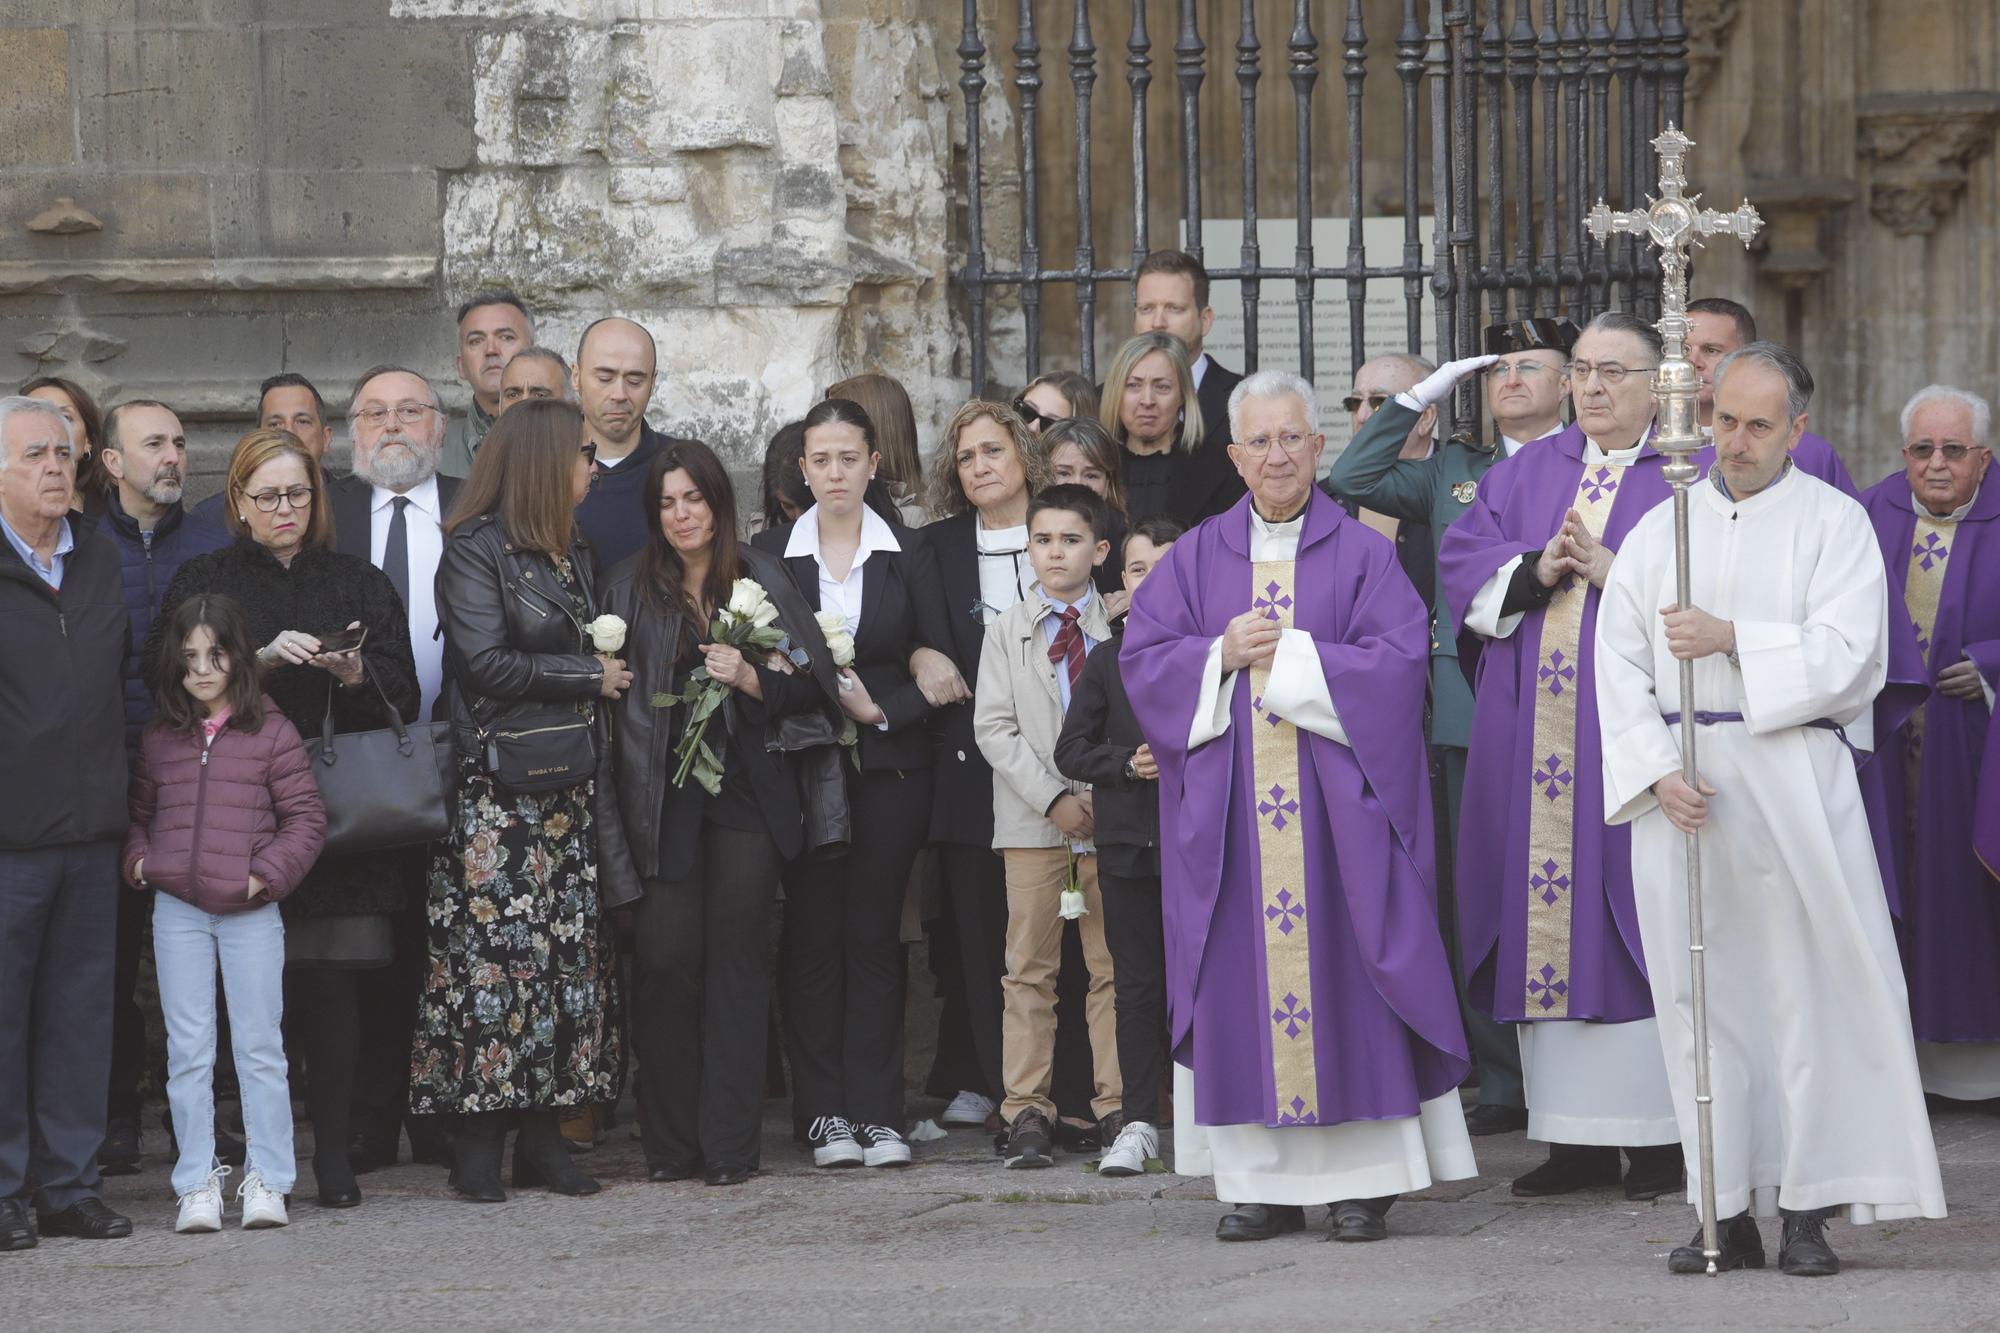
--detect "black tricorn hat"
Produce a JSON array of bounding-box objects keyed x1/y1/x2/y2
[{"x1": 1484, "y1": 316, "x2": 1581, "y2": 356}]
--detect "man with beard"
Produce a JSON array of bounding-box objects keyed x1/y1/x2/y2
[
  {"x1": 438, "y1": 291, "x2": 533, "y2": 479},
  {"x1": 329, "y1": 365, "x2": 460, "y2": 1175},
  {"x1": 93, "y1": 401, "x2": 230, "y2": 1174}
]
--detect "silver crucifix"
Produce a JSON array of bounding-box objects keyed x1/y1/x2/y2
[{"x1": 1586, "y1": 124, "x2": 1761, "y2": 1279}]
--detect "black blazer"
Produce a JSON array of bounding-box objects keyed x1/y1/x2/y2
[
  {"x1": 925, "y1": 508, "x2": 1000, "y2": 846},
  {"x1": 750, "y1": 514, "x2": 951, "y2": 773},
  {"x1": 328, "y1": 472, "x2": 462, "y2": 564},
  {"x1": 1052, "y1": 629, "x2": 1157, "y2": 858},
  {"x1": 1164, "y1": 356, "x2": 1248, "y2": 525}
]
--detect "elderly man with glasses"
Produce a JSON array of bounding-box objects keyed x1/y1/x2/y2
[
  {"x1": 1861, "y1": 384, "x2": 2000, "y2": 1104},
  {"x1": 1324, "y1": 316, "x2": 1577, "y2": 1136},
  {"x1": 1436, "y1": 309, "x2": 1687, "y2": 1201}
]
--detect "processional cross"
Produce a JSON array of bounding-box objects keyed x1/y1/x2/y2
[{"x1": 1586, "y1": 126, "x2": 1762, "y2": 1278}]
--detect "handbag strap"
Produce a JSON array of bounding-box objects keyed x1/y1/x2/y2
[{"x1": 319, "y1": 661, "x2": 411, "y2": 757}]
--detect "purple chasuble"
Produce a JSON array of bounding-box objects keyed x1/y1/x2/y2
[
  {"x1": 1861, "y1": 473, "x2": 2000, "y2": 1041},
  {"x1": 1436, "y1": 423, "x2": 1666, "y2": 1025},
  {"x1": 1121, "y1": 492, "x2": 1469, "y2": 1129},
  {"x1": 1975, "y1": 719, "x2": 2000, "y2": 881},
  {"x1": 1695, "y1": 429, "x2": 1857, "y2": 499}
]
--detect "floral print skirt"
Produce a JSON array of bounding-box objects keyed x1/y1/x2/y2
[{"x1": 410, "y1": 757, "x2": 622, "y2": 1114}]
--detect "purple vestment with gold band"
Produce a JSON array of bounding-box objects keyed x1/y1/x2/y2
[
  {"x1": 1121, "y1": 491, "x2": 1469, "y2": 1130},
  {"x1": 1437, "y1": 423, "x2": 1670, "y2": 1027}
]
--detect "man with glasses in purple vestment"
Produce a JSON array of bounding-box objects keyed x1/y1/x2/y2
[{"x1": 1123, "y1": 370, "x2": 1474, "y2": 1245}]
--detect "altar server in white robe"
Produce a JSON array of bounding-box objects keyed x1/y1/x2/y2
[{"x1": 1595, "y1": 342, "x2": 1946, "y2": 1279}]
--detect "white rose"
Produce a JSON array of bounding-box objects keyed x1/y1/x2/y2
[
  {"x1": 585, "y1": 613, "x2": 627, "y2": 653},
  {"x1": 750, "y1": 599, "x2": 782, "y2": 630},
  {"x1": 813, "y1": 611, "x2": 856, "y2": 666},
  {"x1": 726, "y1": 578, "x2": 772, "y2": 621}
]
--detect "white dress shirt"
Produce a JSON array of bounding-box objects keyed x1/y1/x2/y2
[
  {"x1": 973, "y1": 521, "x2": 1035, "y2": 625},
  {"x1": 370, "y1": 475, "x2": 446, "y2": 719},
  {"x1": 783, "y1": 502, "x2": 902, "y2": 636}
]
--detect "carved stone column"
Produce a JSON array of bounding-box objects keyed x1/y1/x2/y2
[{"x1": 1857, "y1": 91, "x2": 2000, "y2": 236}]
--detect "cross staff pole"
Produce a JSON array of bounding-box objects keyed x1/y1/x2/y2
[{"x1": 1587, "y1": 126, "x2": 1761, "y2": 1277}]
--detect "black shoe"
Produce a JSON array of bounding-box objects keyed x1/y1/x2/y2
[
  {"x1": 704, "y1": 1161, "x2": 752, "y2": 1187},
  {"x1": 1623, "y1": 1143, "x2": 1686, "y2": 1201},
  {"x1": 313, "y1": 1150, "x2": 362, "y2": 1209},
  {"x1": 1511, "y1": 1143, "x2": 1622, "y2": 1196},
  {"x1": 648, "y1": 1161, "x2": 701, "y2": 1183},
  {"x1": 36, "y1": 1198, "x2": 132, "y2": 1240},
  {"x1": 0, "y1": 1199, "x2": 36, "y2": 1251},
  {"x1": 1669, "y1": 1212, "x2": 1765, "y2": 1274},
  {"x1": 513, "y1": 1112, "x2": 600, "y2": 1196},
  {"x1": 98, "y1": 1117, "x2": 141, "y2": 1176},
  {"x1": 348, "y1": 1132, "x2": 398, "y2": 1175},
  {"x1": 1779, "y1": 1208, "x2": 1840, "y2": 1277},
  {"x1": 448, "y1": 1112, "x2": 508, "y2": 1204},
  {"x1": 1004, "y1": 1109, "x2": 1054, "y2": 1169},
  {"x1": 1215, "y1": 1203, "x2": 1305, "y2": 1241},
  {"x1": 1326, "y1": 1196, "x2": 1395, "y2": 1242},
  {"x1": 1050, "y1": 1116, "x2": 1101, "y2": 1153},
  {"x1": 1463, "y1": 1104, "x2": 1528, "y2": 1136}
]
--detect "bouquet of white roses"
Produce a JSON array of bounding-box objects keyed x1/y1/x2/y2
[
  {"x1": 814, "y1": 610, "x2": 863, "y2": 770},
  {"x1": 653, "y1": 579, "x2": 787, "y2": 794}
]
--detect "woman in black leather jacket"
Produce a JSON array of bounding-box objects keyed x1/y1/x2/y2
[
  {"x1": 411, "y1": 399, "x2": 637, "y2": 1203},
  {"x1": 596, "y1": 437, "x2": 844, "y2": 1187}
]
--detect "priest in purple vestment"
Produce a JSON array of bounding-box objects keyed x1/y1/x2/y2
[
  {"x1": 1861, "y1": 384, "x2": 2000, "y2": 1101},
  {"x1": 1123, "y1": 370, "x2": 1474, "y2": 1245},
  {"x1": 1687, "y1": 296, "x2": 1857, "y2": 496},
  {"x1": 1437, "y1": 311, "x2": 1684, "y2": 1200}
]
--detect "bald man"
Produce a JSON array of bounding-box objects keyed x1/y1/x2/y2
[
  {"x1": 1329, "y1": 354, "x2": 1438, "y2": 606},
  {"x1": 573, "y1": 317, "x2": 686, "y2": 571}
]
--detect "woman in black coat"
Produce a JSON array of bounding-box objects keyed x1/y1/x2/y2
[
  {"x1": 752, "y1": 398, "x2": 956, "y2": 1170},
  {"x1": 599, "y1": 437, "x2": 845, "y2": 1187},
  {"x1": 149, "y1": 427, "x2": 419, "y2": 1209}
]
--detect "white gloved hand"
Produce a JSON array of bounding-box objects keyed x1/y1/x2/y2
[{"x1": 1403, "y1": 353, "x2": 1501, "y2": 410}]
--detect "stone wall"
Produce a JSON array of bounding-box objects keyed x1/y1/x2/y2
[{"x1": 1, "y1": 0, "x2": 960, "y2": 498}]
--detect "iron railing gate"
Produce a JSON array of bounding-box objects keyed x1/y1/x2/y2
[{"x1": 954, "y1": 0, "x2": 1691, "y2": 434}]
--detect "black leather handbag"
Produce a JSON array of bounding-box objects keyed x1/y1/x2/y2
[
  {"x1": 305, "y1": 674, "x2": 455, "y2": 855},
  {"x1": 476, "y1": 707, "x2": 598, "y2": 795}
]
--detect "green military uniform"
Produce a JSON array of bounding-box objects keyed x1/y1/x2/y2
[
  {"x1": 437, "y1": 399, "x2": 496, "y2": 480},
  {"x1": 1326, "y1": 397, "x2": 1533, "y2": 1111}
]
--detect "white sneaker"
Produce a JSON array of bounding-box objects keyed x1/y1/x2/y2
[
  {"x1": 175, "y1": 1163, "x2": 230, "y2": 1233},
  {"x1": 859, "y1": 1123, "x2": 913, "y2": 1168},
  {"x1": 808, "y1": 1116, "x2": 866, "y2": 1168},
  {"x1": 940, "y1": 1091, "x2": 997, "y2": 1127},
  {"x1": 237, "y1": 1170, "x2": 289, "y2": 1229},
  {"x1": 1097, "y1": 1120, "x2": 1158, "y2": 1177}
]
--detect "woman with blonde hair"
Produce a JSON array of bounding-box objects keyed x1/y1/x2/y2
[
  {"x1": 1097, "y1": 332, "x2": 1204, "y2": 524},
  {"x1": 1014, "y1": 371, "x2": 1099, "y2": 433}
]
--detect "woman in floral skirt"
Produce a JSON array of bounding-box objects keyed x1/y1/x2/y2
[{"x1": 412, "y1": 399, "x2": 641, "y2": 1202}]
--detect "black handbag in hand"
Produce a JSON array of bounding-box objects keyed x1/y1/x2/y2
[{"x1": 306, "y1": 673, "x2": 455, "y2": 855}]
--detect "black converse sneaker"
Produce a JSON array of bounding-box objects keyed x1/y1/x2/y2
[
  {"x1": 807, "y1": 1116, "x2": 865, "y2": 1168},
  {"x1": 858, "y1": 1123, "x2": 913, "y2": 1168}
]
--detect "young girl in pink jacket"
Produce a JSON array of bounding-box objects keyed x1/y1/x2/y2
[{"x1": 126, "y1": 594, "x2": 325, "y2": 1234}]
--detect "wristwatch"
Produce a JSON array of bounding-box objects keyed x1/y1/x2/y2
[{"x1": 1123, "y1": 755, "x2": 1140, "y2": 782}]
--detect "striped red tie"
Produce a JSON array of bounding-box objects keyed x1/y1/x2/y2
[{"x1": 1048, "y1": 606, "x2": 1085, "y2": 688}]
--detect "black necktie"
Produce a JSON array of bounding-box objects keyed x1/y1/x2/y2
[{"x1": 384, "y1": 495, "x2": 410, "y2": 608}]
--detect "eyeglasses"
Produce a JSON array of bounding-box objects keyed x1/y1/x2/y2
[
  {"x1": 245, "y1": 485, "x2": 314, "y2": 512},
  {"x1": 350, "y1": 402, "x2": 443, "y2": 428},
  {"x1": 1340, "y1": 393, "x2": 1391, "y2": 414},
  {"x1": 1237, "y1": 432, "x2": 1317, "y2": 457},
  {"x1": 1012, "y1": 397, "x2": 1064, "y2": 431},
  {"x1": 1904, "y1": 441, "x2": 1981, "y2": 463},
  {"x1": 1566, "y1": 360, "x2": 1655, "y2": 386},
  {"x1": 1485, "y1": 359, "x2": 1560, "y2": 382}
]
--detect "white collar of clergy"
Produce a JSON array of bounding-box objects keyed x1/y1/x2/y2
[
  {"x1": 1582, "y1": 433, "x2": 1648, "y2": 465},
  {"x1": 1702, "y1": 457, "x2": 1796, "y2": 514},
  {"x1": 1911, "y1": 486, "x2": 1979, "y2": 523},
  {"x1": 1249, "y1": 501, "x2": 1309, "y2": 540}
]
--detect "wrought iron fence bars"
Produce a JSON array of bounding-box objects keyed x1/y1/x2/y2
[
  {"x1": 1014, "y1": 0, "x2": 1044, "y2": 377},
  {"x1": 1236, "y1": 0, "x2": 1263, "y2": 372},
  {"x1": 1070, "y1": 2, "x2": 1099, "y2": 380},
  {"x1": 1344, "y1": 2, "x2": 1370, "y2": 376},
  {"x1": 1289, "y1": 2, "x2": 1320, "y2": 384}
]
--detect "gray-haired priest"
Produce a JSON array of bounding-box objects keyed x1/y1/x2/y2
[{"x1": 1594, "y1": 341, "x2": 1945, "y2": 1278}]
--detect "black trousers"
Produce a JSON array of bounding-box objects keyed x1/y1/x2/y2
[
  {"x1": 107, "y1": 879, "x2": 153, "y2": 1124},
  {"x1": 781, "y1": 768, "x2": 928, "y2": 1128},
  {"x1": 1435, "y1": 744, "x2": 1523, "y2": 1108},
  {"x1": 940, "y1": 842, "x2": 1009, "y2": 1108},
  {"x1": 633, "y1": 823, "x2": 780, "y2": 1172},
  {"x1": 354, "y1": 891, "x2": 445, "y2": 1152},
  {"x1": 1099, "y1": 868, "x2": 1166, "y2": 1126}
]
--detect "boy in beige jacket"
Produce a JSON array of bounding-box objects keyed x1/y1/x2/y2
[{"x1": 974, "y1": 485, "x2": 1123, "y2": 1168}]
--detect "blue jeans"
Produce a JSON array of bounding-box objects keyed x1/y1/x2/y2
[{"x1": 152, "y1": 893, "x2": 295, "y2": 1196}]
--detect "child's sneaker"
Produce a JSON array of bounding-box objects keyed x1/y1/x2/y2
[
  {"x1": 237, "y1": 1170, "x2": 289, "y2": 1229},
  {"x1": 174, "y1": 1163, "x2": 230, "y2": 1234},
  {"x1": 941, "y1": 1091, "x2": 997, "y2": 1127},
  {"x1": 1097, "y1": 1119, "x2": 1158, "y2": 1177},
  {"x1": 1004, "y1": 1108, "x2": 1054, "y2": 1169}
]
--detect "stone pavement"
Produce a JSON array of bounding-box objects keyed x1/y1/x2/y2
[{"x1": 11, "y1": 1098, "x2": 2000, "y2": 1331}]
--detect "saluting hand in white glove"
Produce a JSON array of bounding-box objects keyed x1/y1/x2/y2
[{"x1": 1402, "y1": 354, "x2": 1501, "y2": 410}]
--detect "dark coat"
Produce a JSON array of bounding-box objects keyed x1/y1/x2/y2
[
  {"x1": 926, "y1": 508, "x2": 1000, "y2": 846},
  {"x1": 432, "y1": 512, "x2": 639, "y2": 907},
  {"x1": 1165, "y1": 355, "x2": 1249, "y2": 525},
  {"x1": 749, "y1": 516, "x2": 953, "y2": 772},
  {"x1": 124, "y1": 700, "x2": 326, "y2": 915},
  {"x1": 327, "y1": 472, "x2": 462, "y2": 564},
  {"x1": 0, "y1": 512, "x2": 129, "y2": 850},
  {"x1": 1052, "y1": 629, "x2": 1158, "y2": 856},
  {"x1": 597, "y1": 544, "x2": 849, "y2": 897},
  {"x1": 98, "y1": 492, "x2": 230, "y2": 750},
  {"x1": 149, "y1": 538, "x2": 420, "y2": 917},
  {"x1": 576, "y1": 422, "x2": 691, "y2": 577}
]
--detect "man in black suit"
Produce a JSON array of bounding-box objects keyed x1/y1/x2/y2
[
  {"x1": 329, "y1": 364, "x2": 460, "y2": 1174},
  {"x1": 1134, "y1": 250, "x2": 1247, "y2": 523}
]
